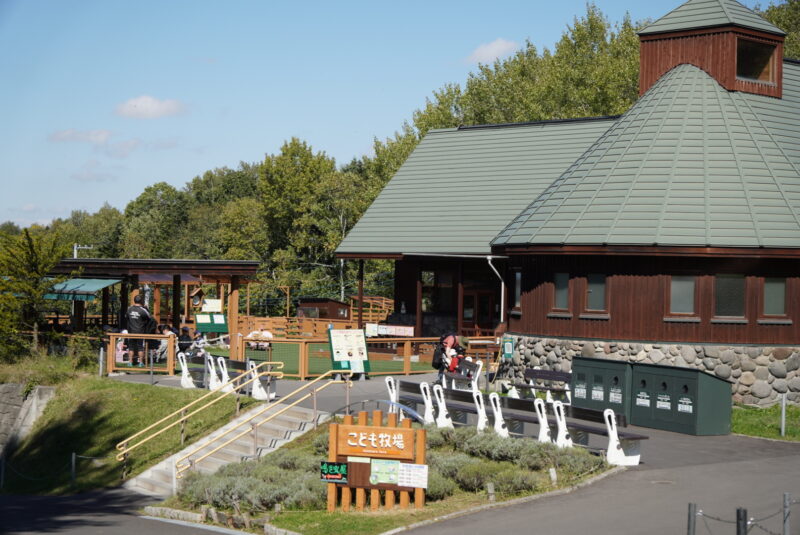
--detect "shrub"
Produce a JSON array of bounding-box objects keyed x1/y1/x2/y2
[
  {"x1": 452, "y1": 459, "x2": 504, "y2": 492},
  {"x1": 311, "y1": 430, "x2": 329, "y2": 455},
  {"x1": 426, "y1": 469, "x2": 457, "y2": 501},
  {"x1": 492, "y1": 468, "x2": 547, "y2": 494},
  {"x1": 425, "y1": 426, "x2": 456, "y2": 449},
  {"x1": 517, "y1": 441, "x2": 559, "y2": 471},
  {"x1": 427, "y1": 451, "x2": 474, "y2": 479},
  {"x1": 462, "y1": 431, "x2": 523, "y2": 461},
  {"x1": 552, "y1": 447, "x2": 606, "y2": 478}
]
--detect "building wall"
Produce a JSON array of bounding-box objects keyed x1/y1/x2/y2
[{"x1": 508, "y1": 255, "x2": 800, "y2": 345}]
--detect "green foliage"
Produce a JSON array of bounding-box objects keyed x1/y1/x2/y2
[
  {"x1": 0, "y1": 228, "x2": 71, "y2": 362},
  {"x1": 758, "y1": 0, "x2": 800, "y2": 59},
  {"x1": 425, "y1": 468, "x2": 457, "y2": 501},
  {"x1": 732, "y1": 403, "x2": 800, "y2": 441},
  {"x1": 122, "y1": 182, "x2": 189, "y2": 258},
  {"x1": 492, "y1": 467, "x2": 547, "y2": 494},
  {"x1": 452, "y1": 459, "x2": 506, "y2": 492}
]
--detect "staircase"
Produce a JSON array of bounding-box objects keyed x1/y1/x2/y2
[{"x1": 125, "y1": 402, "x2": 329, "y2": 498}]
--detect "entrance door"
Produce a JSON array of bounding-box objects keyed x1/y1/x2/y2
[{"x1": 462, "y1": 291, "x2": 495, "y2": 335}]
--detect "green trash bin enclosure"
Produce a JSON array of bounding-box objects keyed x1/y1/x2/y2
[
  {"x1": 630, "y1": 362, "x2": 732, "y2": 435},
  {"x1": 572, "y1": 356, "x2": 633, "y2": 421}
]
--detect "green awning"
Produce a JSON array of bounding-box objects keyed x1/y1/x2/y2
[{"x1": 44, "y1": 278, "x2": 120, "y2": 301}]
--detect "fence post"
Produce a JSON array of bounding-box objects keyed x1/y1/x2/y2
[
  {"x1": 403, "y1": 341, "x2": 412, "y2": 375},
  {"x1": 70, "y1": 452, "x2": 77, "y2": 486},
  {"x1": 784, "y1": 493, "x2": 791, "y2": 535},
  {"x1": 98, "y1": 346, "x2": 105, "y2": 377},
  {"x1": 180, "y1": 409, "x2": 187, "y2": 446},
  {"x1": 736, "y1": 507, "x2": 748, "y2": 535},
  {"x1": 686, "y1": 503, "x2": 696, "y2": 535},
  {"x1": 0, "y1": 455, "x2": 4, "y2": 490},
  {"x1": 108, "y1": 334, "x2": 117, "y2": 375},
  {"x1": 781, "y1": 393, "x2": 787, "y2": 437}
]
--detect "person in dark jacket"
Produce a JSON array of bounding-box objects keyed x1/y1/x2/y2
[
  {"x1": 178, "y1": 327, "x2": 193, "y2": 354},
  {"x1": 125, "y1": 294, "x2": 152, "y2": 366}
]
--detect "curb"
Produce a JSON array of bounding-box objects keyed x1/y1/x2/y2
[
  {"x1": 142, "y1": 506, "x2": 302, "y2": 535},
  {"x1": 377, "y1": 466, "x2": 627, "y2": 535}
]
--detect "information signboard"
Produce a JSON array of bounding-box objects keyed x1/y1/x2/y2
[
  {"x1": 328, "y1": 329, "x2": 371, "y2": 373},
  {"x1": 337, "y1": 424, "x2": 415, "y2": 460}
]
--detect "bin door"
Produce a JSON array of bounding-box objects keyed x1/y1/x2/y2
[
  {"x1": 573, "y1": 371, "x2": 588, "y2": 402},
  {"x1": 590, "y1": 373, "x2": 606, "y2": 403},
  {"x1": 654, "y1": 377, "x2": 677, "y2": 424},
  {"x1": 632, "y1": 373, "x2": 656, "y2": 424},
  {"x1": 607, "y1": 374, "x2": 625, "y2": 407},
  {"x1": 674, "y1": 378, "x2": 698, "y2": 428}
]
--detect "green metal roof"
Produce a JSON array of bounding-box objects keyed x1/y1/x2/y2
[
  {"x1": 335, "y1": 118, "x2": 616, "y2": 255},
  {"x1": 493, "y1": 62, "x2": 800, "y2": 249},
  {"x1": 44, "y1": 278, "x2": 120, "y2": 301},
  {"x1": 638, "y1": 0, "x2": 785, "y2": 36}
]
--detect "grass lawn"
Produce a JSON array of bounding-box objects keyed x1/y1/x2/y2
[
  {"x1": 732, "y1": 402, "x2": 800, "y2": 441},
  {"x1": 2, "y1": 376, "x2": 258, "y2": 494}
]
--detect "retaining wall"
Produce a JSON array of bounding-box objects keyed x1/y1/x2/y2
[{"x1": 502, "y1": 334, "x2": 800, "y2": 406}]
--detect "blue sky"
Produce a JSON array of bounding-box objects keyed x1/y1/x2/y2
[{"x1": 0, "y1": 0, "x2": 760, "y2": 227}]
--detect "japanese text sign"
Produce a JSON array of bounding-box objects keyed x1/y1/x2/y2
[
  {"x1": 337, "y1": 424, "x2": 415, "y2": 460},
  {"x1": 320, "y1": 461, "x2": 348, "y2": 483}
]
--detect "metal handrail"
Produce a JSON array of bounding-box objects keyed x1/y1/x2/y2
[
  {"x1": 115, "y1": 361, "x2": 285, "y2": 461},
  {"x1": 174, "y1": 370, "x2": 351, "y2": 479}
]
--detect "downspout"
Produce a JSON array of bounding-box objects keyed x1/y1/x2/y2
[{"x1": 486, "y1": 256, "x2": 505, "y2": 325}]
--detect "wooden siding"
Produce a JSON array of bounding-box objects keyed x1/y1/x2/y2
[
  {"x1": 507, "y1": 255, "x2": 800, "y2": 345},
  {"x1": 640, "y1": 26, "x2": 783, "y2": 98}
]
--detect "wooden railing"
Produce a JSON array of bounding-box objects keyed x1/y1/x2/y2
[
  {"x1": 238, "y1": 316, "x2": 357, "y2": 338},
  {"x1": 106, "y1": 332, "x2": 177, "y2": 376},
  {"x1": 235, "y1": 336, "x2": 498, "y2": 380},
  {"x1": 349, "y1": 295, "x2": 394, "y2": 324}
]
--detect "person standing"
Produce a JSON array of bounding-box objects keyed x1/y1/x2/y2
[{"x1": 125, "y1": 294, "x2": 152, "y2": 366}]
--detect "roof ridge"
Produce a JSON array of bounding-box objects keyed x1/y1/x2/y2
[
  {"x1": 715, "y1": 0, "x2": 733, "y2": 22},
  {"x1": 710, "y1": 68, "x2": 764, "y2": 245},
  {"x1": 455, "y1": 115, "x2": 620, "y2": 131}
]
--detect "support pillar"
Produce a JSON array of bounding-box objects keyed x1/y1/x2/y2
[
  {"x1": 119, "y1": 280, "x2": 129, "y2": 329},
  {"x1": 415, "y1": 263, "x2": 423, "y2": 337},
  {"x1": 172, "y1": 275, "x2": 181, "y2": 328},
  {"x1": 228, "y1": 276, "x2": 240, "y2": 360},
  {"x1": 101, "y1": 286, "x2": 110, "y2": 327},
  {"x1": 457, "y1": 262, "x2": 464, "y2": 336},
  {"x1": 153, "y1": 285, "x2": 161, "y2": 323},
  {"x1": 357, "y1": 260, "x2": 364, "y2": 329},
  {"x1": 73, "y1": 300, "x2": 85, "y2": 332},
  {"x1": 183, "y1": 283, "x2": 191, "y2": 325},
  {"x1": 129, "y1": 275, "x2": 139, "y2": 306}
]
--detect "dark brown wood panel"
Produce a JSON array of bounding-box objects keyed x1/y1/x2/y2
[
  {"x1": 507, "y1": 255, "x2": 800, "y2": 345},
  {"x1": 639, "y1": 26, "x2": 783, "y2": 99}
]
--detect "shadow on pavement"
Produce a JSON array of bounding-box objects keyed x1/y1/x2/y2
[{"x1": 0, "y1": 488, "x2": 155, "y2": 534}]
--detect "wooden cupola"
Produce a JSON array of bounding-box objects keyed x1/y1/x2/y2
[{"x1": 639, "y1": 0, "x2": 786, "y2": 98}]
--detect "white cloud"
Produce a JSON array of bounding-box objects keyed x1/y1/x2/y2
[
  {"x1": 102, "y1": 138, "x2": 142, "y2": 159},
  {"x1": 467, "y1": 38, "x2": 518, "y2": 64},
  {"x1": 21, "y1": 203, "x2": 38, "y2": 212},
  {"x1": 48, "y1": 128, "x2": 112, "y2": 145},
  {"x1": 115, "y1": 95, "x2": 185, "y2": 119},
  {"x1": 70, "y1": 160, "x2": 117, "y2": 183}
]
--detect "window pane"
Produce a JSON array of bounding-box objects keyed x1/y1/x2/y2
[
  {"x1": 670, "y1": 276, "x2": 695, "y2": 314},
  {"x1": 514, "y1": 271, "x2": 522, "y2": 308},
  {"x1": 764, "y1": 278, "x2": 786, "y2": 316},
  {"x1": 715, "y1": 275, "x2": 745, "y2": 317},
  {"x1": 587, "y1": 273, "x2": 606, "y2": 311},
  {"x1": 554, "y1": 273, "x2": 569, "y2": 309}
]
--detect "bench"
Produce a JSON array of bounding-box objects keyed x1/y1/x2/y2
[
  {"x1": 498, "y1": 396, "x2": 648, "y2": 466},
  {"x1": 390, "y1": 379, "x2": 648, "y2": 466},
  {"x1": 512, "y1": 368, "x2": 572, "y2": 405},
  {"x1": 443, "y1": 358, "x2": 483, "y2": 392}
]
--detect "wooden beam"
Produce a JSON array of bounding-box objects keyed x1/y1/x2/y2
[
  {"x1": 415, "y1": 263, "x2": 423, "y2": 337},
  {"x1": 101, "y1": 286, "x2": 110, "y2": 326},
  {"x1": 172, "y1": 275, "x2": 181, "y2": 328},
  {"x1": 358, "y1": 260, "x2": 364, "y2": 329},
  {"x1": 228, "y1": 275, "x2": 240, "y2": 360}
]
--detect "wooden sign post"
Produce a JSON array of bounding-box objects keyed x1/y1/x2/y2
[{"x1": 326, "y1": 410, "x2": 426, "y2": 512}]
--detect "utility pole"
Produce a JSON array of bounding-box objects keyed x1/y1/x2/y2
[{"x1": 73, "y1": 244, "x2": 94, "y2": 258}]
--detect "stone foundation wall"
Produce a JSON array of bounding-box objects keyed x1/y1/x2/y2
[
  {"x1": 503, "y1": 334, "x2": 800, "y2": 406},
  {"x1": 0, "y1": 383, "x2": 56, "y2": 456}
]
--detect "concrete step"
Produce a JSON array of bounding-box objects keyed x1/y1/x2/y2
[{"x1": 131, "y1": 476, "x2": 173, "y2": 497}]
